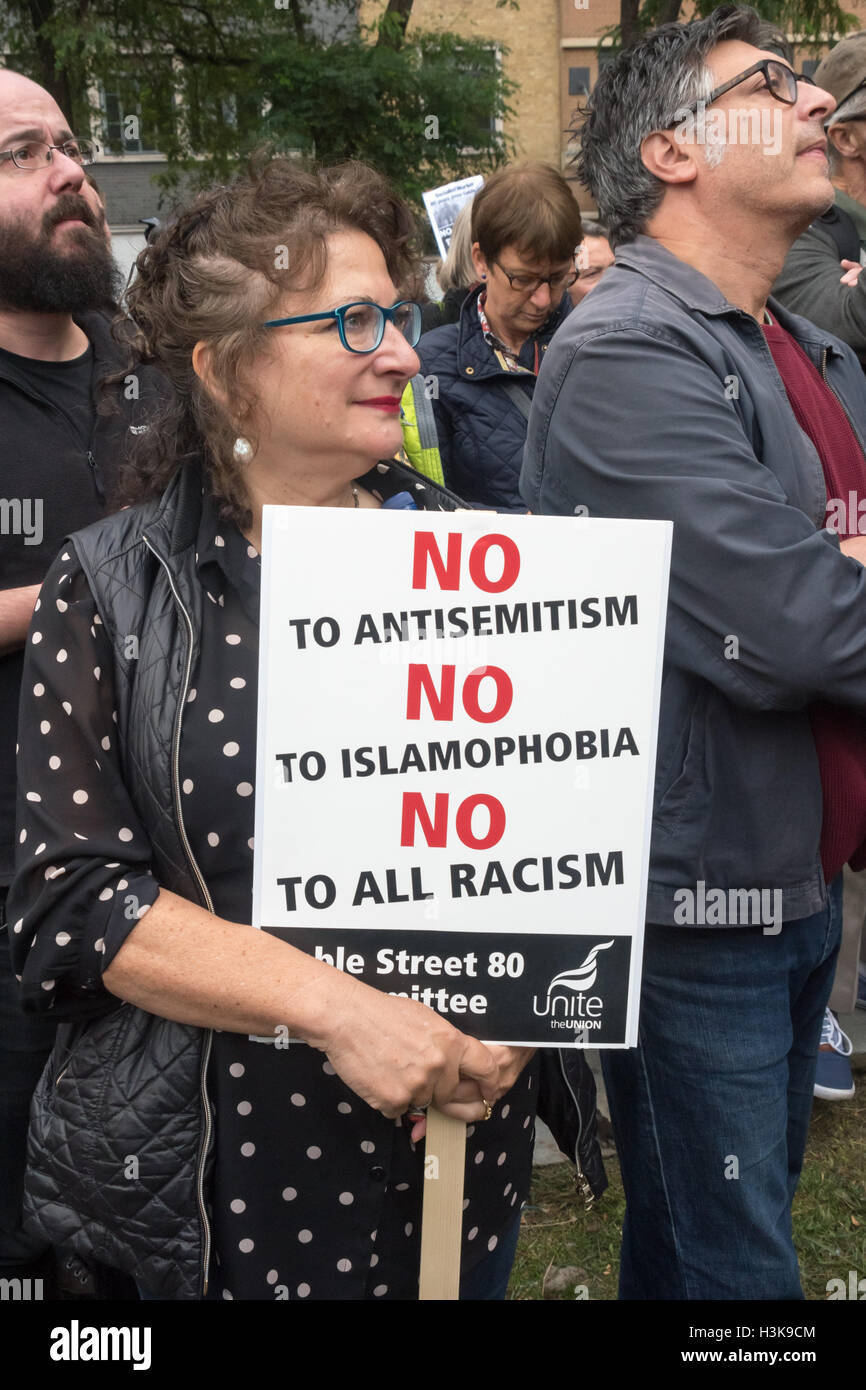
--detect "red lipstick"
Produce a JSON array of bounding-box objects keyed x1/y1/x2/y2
[{"x1": 356, "y1": 396, "x2": 402, "y2": 413}]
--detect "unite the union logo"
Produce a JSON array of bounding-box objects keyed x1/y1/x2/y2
[{"x1": 531, "y1": 940, "x2": 614, "y2": 1033}]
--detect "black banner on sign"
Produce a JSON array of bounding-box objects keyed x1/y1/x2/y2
[{"x1": 268, "y1": 928, "x2": 632, "y2": 1045}]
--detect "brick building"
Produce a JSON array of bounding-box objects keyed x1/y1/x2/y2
[
  {"x1": 366, "y1": 0, "x2": 866, "y2": 212},
  {"x1": 361, "y1": 0, "x2": 563, "y2": 167}
]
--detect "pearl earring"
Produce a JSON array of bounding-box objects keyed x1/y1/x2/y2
[{"x1": 233, "y1": 437, "x2": 253, "y2": 462}]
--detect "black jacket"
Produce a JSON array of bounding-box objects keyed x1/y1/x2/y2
[
  {"x1": 17, "y1": 459, "x2": 605, "y2": 1299},
  {"x1": 416, "y1": 284, "x2": 571, "y2": 512}
]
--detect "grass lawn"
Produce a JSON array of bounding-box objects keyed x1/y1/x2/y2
[{"x1": 508, "y1": 1088, "x2": 866, "y2": 1301}]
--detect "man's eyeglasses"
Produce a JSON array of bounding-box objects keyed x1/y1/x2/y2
[
  {"x1": 0, "y1": 138, "x2": 96, "y2": 171},
  {"x1": 493, "y1": 261, "x2": 579, "y2": 295},
  {"x1": 677, "y1": 60, "x2": 816, "y2": 119},
  {"x1": 263, "y1": 300, "x2": 422, "y2": 354}
]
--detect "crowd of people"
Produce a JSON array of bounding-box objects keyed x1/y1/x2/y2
[{"x1": 1, "y1": 2, "x2": 865, "y2": 1303}]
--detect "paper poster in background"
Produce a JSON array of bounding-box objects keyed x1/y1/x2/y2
[
  {"x1": 253, "y1": 509, "x2": 671, "y2": 1047},
  {"x1": 422, "y1": 175, "x2": 484, "y2": 260}
]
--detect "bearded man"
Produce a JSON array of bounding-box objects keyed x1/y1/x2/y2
[{"x1": 0, "y1": 68, "x2": 159, "y2": 1297}]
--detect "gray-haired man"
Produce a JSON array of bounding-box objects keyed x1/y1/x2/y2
[
  {"x1": 775, "y1": 31, "x2": 866, "y2": 369},
  {"x1": 523, "y1": 4, "x2": 866, "y2": 1298}
]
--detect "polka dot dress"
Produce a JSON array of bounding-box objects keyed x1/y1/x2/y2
[{"x1": 9, "y1": 462, "x2": 538, "y2": 1300}]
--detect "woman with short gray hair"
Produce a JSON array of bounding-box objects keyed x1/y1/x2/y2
[{"x1": 402, "y1": 162, "x2": 582, "y2": 510}]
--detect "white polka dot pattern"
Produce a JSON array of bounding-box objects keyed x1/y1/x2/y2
[{"x1": 10, "y1": 479, "x2": 535, "y2": 1304}]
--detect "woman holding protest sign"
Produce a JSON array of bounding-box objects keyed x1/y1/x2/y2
[{"x1": 7, "y1": 156, "x2": 605, "y2": 1302}]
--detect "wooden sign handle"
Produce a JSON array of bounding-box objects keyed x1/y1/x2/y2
[{"x1": 418, "y1": 1109, "x2": 467, "y2": 1300}]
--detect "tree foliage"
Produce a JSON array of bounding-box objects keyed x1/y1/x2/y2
[
  {"x1": 0, "y1": 0, "x2": 514, "y2": 209},
  {"x1": 261, "y1": 26, "x2": 514, "y2": 206},
  {"x1": 616, "y1": 0, "x2": 859, "y2": 51}
]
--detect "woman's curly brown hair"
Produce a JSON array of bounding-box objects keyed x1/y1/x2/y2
[{"x1": 117, "y1": 154, "x2": 421, "y2": 526}]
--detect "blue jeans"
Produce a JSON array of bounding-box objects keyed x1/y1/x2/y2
[{"x1": 602, "y1": 876, "x2": 843, "y2": 1300}]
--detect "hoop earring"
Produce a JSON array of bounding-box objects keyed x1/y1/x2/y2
[{"x1": 233, "y1": 437, "x2": 253, "y2": 462}]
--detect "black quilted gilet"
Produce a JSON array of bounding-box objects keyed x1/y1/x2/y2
[{"x1": 24, "y1": 463, "x2": 213, "y2": 1300}]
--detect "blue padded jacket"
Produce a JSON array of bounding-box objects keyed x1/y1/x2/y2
[{"x1": 412, "y1": 283, "x2": 571, "y2": 512}]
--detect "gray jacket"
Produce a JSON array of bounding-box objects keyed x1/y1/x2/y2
[
  {"x1": 773, "y1": 189, "x2": 866, "y2": 369},
  {"x1": 522, "y1": 234, "x2": 866, "y2": 926}
]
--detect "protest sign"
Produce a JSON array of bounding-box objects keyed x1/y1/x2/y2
[
  {"x1": 253, "y1": 508, "x2": 670, "y2": 1047},
  {"x1": 422, "y1": 175, "x2": 484, "y2": 259}
]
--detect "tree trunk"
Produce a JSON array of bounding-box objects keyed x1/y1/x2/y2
[
  {"x1": 26, "y1": 0, "x2": 75, "y2": 118},
  {"x1": 658, "y1": 0, "x2": 684, "y2": 26},
  {"x1": 620, "y1": 0, "x2": 641, "y2": 49},
  {"x1": 288, "y1": 0, "x2": 306, "y2": 41},
  {"x1": 376, "y1": 0, "x2": 414, "y2": 50},
  {"x1": 621, "y1": 0, "x2": 683, "y2": 47}
]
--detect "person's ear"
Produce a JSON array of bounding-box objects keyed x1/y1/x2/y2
[
  {"x1": 192, "y1": 340, "x2": 228, "y2": 409},
  {"x1": 192, "y1": 339, "x2": 209, "y2": 385},
  {"x1": 641, "y1": 129, "x2": 700, "y2": 186},
  {"x1": 828, "y1": 121, "x2": 862, "y2": 161},
  {"x1": 471, "y1": 241, "x2": 489, "y2": 281}
]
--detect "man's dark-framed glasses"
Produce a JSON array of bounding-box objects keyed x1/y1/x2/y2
[
  {"x1": 493, "y1": 262, "x2": 579, "y2": 295},
  {"x1": 679, "y1": 60, "x2": 814, "y2": 118},
  {"x1": 262, "y1": 300, "x2": 422, "y2": 354},
  {"x1": 0, "y1": 138, "x2": 96, "y2": 171}
]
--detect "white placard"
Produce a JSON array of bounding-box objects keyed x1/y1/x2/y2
[
  {"x1": 422, "y1": 175, "x2": 484, "y2": 260},
  {"x1": 253, "y1": 508, "x2": 671, "y2": 1046}
]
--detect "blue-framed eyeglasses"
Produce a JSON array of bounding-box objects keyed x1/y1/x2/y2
[{"x1": 262, "y1": 300, "x2": 422, "y2": 354}]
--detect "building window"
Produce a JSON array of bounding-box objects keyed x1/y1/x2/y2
[
  {"x1": 99, "y1": 78, "x2": 160, "y2": 154},
  {"x1": 569, "y1": 67, "x2": 590, "y2": 97},
  {"x1": 458, "y1": 44, "x2": 501, "y2": 151}
]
